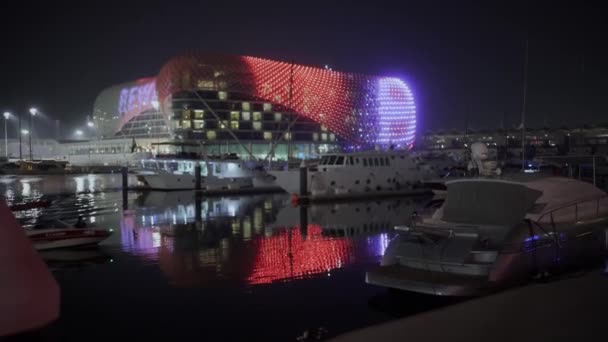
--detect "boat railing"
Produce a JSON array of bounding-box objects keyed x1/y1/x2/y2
[{"x1": 535, "y1": 195, "x2": 608, "y2": 226}]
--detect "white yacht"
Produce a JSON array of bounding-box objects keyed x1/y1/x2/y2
[
  {"x1": 268, "y1": 150, "x2": 436, "y2": 201},
  {"x1": 135, "y1": 142, "x2": 279, "y2": 192},
  {"x1": 366, "y1": 176, "x2": 608, "y2": 296}
]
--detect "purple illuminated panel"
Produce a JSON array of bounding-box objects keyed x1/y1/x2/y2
[
  {"x1": 118, "y1": 80, "x2": 157, "y2": 116},
  {"x1": 376, "y1": 78, "x2": 416, "y2": 148},
  {"x1": 116, "y1": 78, "x2": 158, "y2": 132}
]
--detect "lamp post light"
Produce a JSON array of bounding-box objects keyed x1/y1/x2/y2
[
  {"x1": 29, "y1": 107, "x2": 37, "y2": 161},
  {"x1": 87, "y1": 121, "x2": 94, "y2": 128},
  {"x1": 3, "y1": 112, "x2": 9, "y2": 159}
]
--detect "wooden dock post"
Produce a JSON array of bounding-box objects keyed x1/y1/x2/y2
[
  {"x1": 121, "y1": 166, "x2": 128, "y2": 210},
  {"x1": 195, "y1": 164, "x2": 202, "y2": 191}
]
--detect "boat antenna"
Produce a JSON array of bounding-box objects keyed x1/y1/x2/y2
[{"x1": 520, "y1": 39, "x2": 529, "y2": 171}]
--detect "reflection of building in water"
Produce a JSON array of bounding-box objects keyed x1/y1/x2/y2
[
  {"x1": 247, "y1": 225, "x2": 355, "y2": 285},
  {"x1": 119, "y1": 195, "x2": 401, "y2": 286}
]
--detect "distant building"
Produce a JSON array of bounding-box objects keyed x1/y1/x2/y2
[{"x1": 91, "y1": 52, "x2": 417, "y2": 160}]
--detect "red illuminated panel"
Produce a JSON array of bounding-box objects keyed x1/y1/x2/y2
[
  {"x1": 246, "y1": 225, "x2": 355, "y2": 285},
  {"x1": 156, "y1": 53, "x2": 416, "y2": 148}
]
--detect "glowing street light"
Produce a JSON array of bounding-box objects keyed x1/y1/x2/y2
[
  {"x1": 3, "y1": 112, "x2": 10, "y2": 158},
  {"x1": 87, "y1": 121, "x2": 94, "y2": 128},
  {"x1": 21, "y1": 129, "x2": 29, "y2": 135},
  {"x1": 28, "y1": 107, "x2": 37, "y2": 160}
]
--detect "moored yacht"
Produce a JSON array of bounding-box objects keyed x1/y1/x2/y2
[
  {"x1": 135, "y1": 142, "x2": 279, "y2": 192},
  {"x1": 268, "y1": 150, "x2": 436, "y2": 201},
  {"x1": 366, "y1": 175, "x2": 608, "y2": 296}
]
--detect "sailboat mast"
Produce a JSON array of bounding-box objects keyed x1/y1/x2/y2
[{"x1": 521, "y1": 39, "x2": 529, "y2": 171}]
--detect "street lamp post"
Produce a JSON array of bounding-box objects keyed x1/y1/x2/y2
[
  {"x1": 3, "y1": 112, "x2": 9, "y2": 159},
  {"x1": 29, "y1": 108, "x2": 37, "y2": 161}
]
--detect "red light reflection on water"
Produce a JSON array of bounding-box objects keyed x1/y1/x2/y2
[{"x1": 247, "y1": 225, "x2": 355, "y2": 285}]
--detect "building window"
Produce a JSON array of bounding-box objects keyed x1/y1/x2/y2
[
  {"x1": 242, "y1": 102, "x2": 251, "y2": 111},
  {"x1": 274, "y1": 112, "x2": 282, "y2": 122},
  {"x1": 220, "y1": 121, "x2": 228, "y2": 129},
  {"x1": 206, "y1": 130, "x2": 217, "y2": 140},
  {"x1": 252, "y1": 111, "x2": 262, "y2": 121},
  {"x1": 330, "y1": 133, "x2": 336, "y2": 142},
  {"x1": 284, "y1": 132, "x2": 292, "y2": 140},
  {"x1": 230, "y1": 121, "x2": 239, "y2": 130},
  {"x1": 263, "y1": 131, "x2": 272, "y2": 141},
  {"x1": 312, "y1": 133, "x2": 319, "y2": 141},
  {"x1": 253, "y1": 122, "x2": 262, "y2": 131},
  {"x1": 194, "y1": 110, "x2": 204, "y2": 119},
  {"x1": 321, "y1": 133, "x2": 328, "y2": 141},
  {"x1": 242, "y1": 111, "x2": 251, "y2": 121},
  {"x1": 374, "y1": 158, "x2": 379, "y2": 167},
  {"x1": 183, "y1": 110, "x2": 191, "y2": 120},
  {"x1": 182, "y1": 120, "x2": 192, "y2": 129},
  {"x1": 230, "y1": 111, "x2": 240, "y2": 120},
  {"x1": 218, "y1": 91, "x2": 228, "y2": 100},
  {"x1": 193, "y1": 120, "x2": 204, "y2": 129},
  {"x1": 321, "y1": 125, "x2": 328, "y2": 132},
  {"x1": 263, "y1": 103, "x2": 272, "y2": 112}
]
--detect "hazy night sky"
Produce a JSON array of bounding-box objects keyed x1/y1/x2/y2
[{"x1": 0, "y1": 0, "x2": 606, "y2": 138}]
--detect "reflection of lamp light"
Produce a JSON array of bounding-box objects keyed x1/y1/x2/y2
[
  {"x1": 75, "y1": 130, "x2": 83, "y2": 137},
  {"x1": 21, "y1": 129, "x2": 29, "y2": 135},
  {"x1": 87, "y1": 121, "x2": 94, "y2": 127}
]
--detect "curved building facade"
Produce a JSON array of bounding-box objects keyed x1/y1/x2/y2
[{"x1": 93, "y1": 53, "x2": 416, "y2": 159}]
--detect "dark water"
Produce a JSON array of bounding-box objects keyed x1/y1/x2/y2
[
  {"x1": 2, "y1": 174, "x2": 454, "y2": 341},
  {"x1": 5, "y1": 174, "x2": 608, "y2": 341}
]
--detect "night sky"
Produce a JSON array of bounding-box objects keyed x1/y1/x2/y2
[{"x1": 1, "y1": 1, "x2": 606, "y2": 138}]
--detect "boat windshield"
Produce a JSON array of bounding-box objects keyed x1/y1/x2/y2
[{"x1": 442, "y1": 180, "x2": 542, "y2": 225}]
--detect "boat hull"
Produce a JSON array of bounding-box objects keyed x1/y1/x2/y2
[{"x1": 27, "y1": 229, "x2": 112, "y2": 251}]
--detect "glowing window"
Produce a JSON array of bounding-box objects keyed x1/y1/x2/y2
[
  {"x1": 230, "y1": 111, "x2": 240, "y2": 120},
  {"x1": 206, "y1": 130, "x2": 217, "y2": 140},
  {"x1": 274, "y1": 113, "x2": 282, "y2": 122},
  {"x1": 193, "y1": 120, "x2": 204, "y2": 129},
  {"x1": 263, "y1": 103, "x2": 272, "y2": 112},
  {"x1": 242, "y1": 111, "x2": 251, "y2": 121},
  {"x1": 253, "y1": 112, "x2": 262, "y2": 121},
  {"x1": 183, "y1": 110, "x2": 191, "y2": 120},
  {"x1": 182, "y1": 120, "x2": 191, "y2": 129},
  {"x1": 230, "y1": 121, "x2": 239, "y2": 130},
  {"x1": 321, "y1": 133, "x2": 328, "y2": 141},
  {"x1": 284, "y1": 132, "x2": 292, "y2": 140},
  {"x1": 218, "y1": 91, "x2": 228, "y2": 100},
  {"x1": 330, "y1": 133, "x2": 336, "y2": 142},
  {"x1": 253, "y1": 122, "x2": 262, "y2": 130},
  {"x1": 242, "y1": 102, "x2": 251, "y2": 111},
  {"x1": 263, "y1": 132, "x2": 272, "y2": 140},
  {"x1": 312, "y1": 133, "x2": 319, "y2": 141},
  {"x1": 321, "y1": 125, "x2": 328, "y2": 132},
  {"x1": 220, "y1": 120, "x2": 228, "y2": 129},
  {"x1": 194, "y1": 110, "x2": 204, "y2": 119}
]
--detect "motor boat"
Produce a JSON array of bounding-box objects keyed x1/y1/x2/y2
[
  {"x1": 366, "y1": 175, "x2": 608, "y2": 296},
  {"x1": 135, "y1": 142, "x2": 279, "y2": 192},
  {"x1": 268, "y1": 150, "x2": 436, "y2": 201},
  {"x1": 27, "y1": 220, "x2": 113, "y2": 251}
]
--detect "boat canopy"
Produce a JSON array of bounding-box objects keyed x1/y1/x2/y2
[{"x1": 442, "y1": 179, "x2": 542, "y2": 225}]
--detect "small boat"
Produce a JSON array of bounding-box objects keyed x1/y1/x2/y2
[
  {"x1": 10, "y1": 199, "x2": 52, "y2": 211},
  {"x1": 27, "y1": 221, "x2": 113, "y2": 250}
]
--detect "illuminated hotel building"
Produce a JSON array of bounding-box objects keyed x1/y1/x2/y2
[{"x1": 92, "y1": 53, "x2": 416, "y2": 159}]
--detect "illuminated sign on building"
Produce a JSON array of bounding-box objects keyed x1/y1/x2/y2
[{"x1": 118, "y1": 79, "x2": 158, "y2": 117}]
